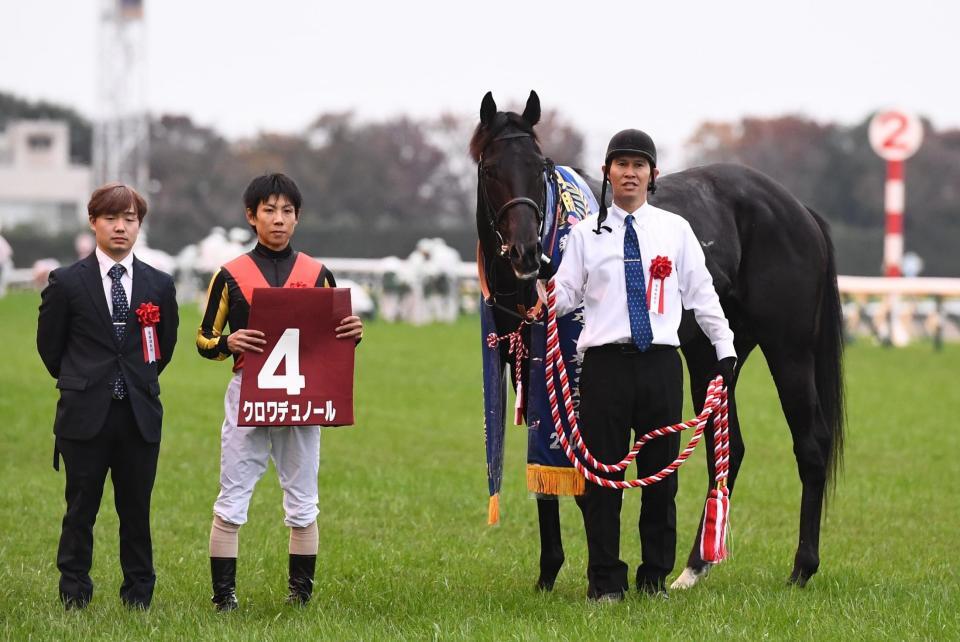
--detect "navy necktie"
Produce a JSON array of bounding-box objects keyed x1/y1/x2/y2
[
  {"x1": 623, "y1": 214, "x2": 653, "y2": 351},
  {"x1": 108, "y1": 264, "x2": 128, "y2": 399}
]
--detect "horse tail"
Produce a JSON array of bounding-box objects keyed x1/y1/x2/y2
[{"x1": 807, "y1": 206, "x2": 846, "y2": 491}]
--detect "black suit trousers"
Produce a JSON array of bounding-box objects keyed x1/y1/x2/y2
[
  {"x1": 56, "y1": 398, "x2": 159, "y2": 606},
  {"x1": 574, "y1": 345, "x2": 683, "y2": 596}
]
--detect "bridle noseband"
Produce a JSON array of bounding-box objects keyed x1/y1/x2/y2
[{"x1": 478, "y1": 130, "x2": 551, "y2": 257}]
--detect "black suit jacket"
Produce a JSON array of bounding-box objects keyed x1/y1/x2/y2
[{"x1": 37, "y1": 253, "x2": 179, "y2": 443}]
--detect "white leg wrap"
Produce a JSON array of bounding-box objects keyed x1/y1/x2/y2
[{"x1": 670, "y1": 564, "x2": 712, "y2": 590}]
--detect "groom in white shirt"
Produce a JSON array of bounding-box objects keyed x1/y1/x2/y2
[{"x1": 550, "y1": 129, "x2": 736, "y2": 601}]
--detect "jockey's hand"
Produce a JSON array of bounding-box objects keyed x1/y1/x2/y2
[
  {"x1": 336, "y1": 315, "x2": 363, "y2": 341},
  {"x1": 537, "y1": 255, "x2": 557, "y2": 279},
  {"x1": 714, "y1": 357, "x2": 737, "y2": 388},
  {"x1": 536, "y1": 279, "x2": 549, "y2": 305},
  {"x1": 227, "y1": 328, "x2": 266, "y2": 354}
]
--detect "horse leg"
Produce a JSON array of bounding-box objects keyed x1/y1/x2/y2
[
  {"x1": 762, "y1": 344, "x2": 831, "y2": 587},
  {"x1": 673, "y1": 335, "x2": 754, "y2": 590},
  {"x1": 535, "y1": 497, "x2": 564, "y2": 591}
]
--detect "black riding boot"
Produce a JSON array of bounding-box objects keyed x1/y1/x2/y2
[
  {"x1": 286, "y1": 554, "x2": 316, "y2": 606},
  {"x1": 210, "y1": 557, "x2": 238, "y2": 612}
]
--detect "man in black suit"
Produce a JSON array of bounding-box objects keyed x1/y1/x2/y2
[{"x1": 37, "y1": 183, "x2": 179, "y2": 610}]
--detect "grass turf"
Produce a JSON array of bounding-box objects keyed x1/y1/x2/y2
[{"x1": 0, "y1": 291, "x2": 958, "y2": 640}]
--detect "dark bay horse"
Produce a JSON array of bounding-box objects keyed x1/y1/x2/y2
[{"x1": 471, "y1": 90, "x2": 845, "y2": 590}]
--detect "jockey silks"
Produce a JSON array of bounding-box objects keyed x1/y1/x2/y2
[{"x1": 197, "y1": 243, "x2": 333, "y2": 371}]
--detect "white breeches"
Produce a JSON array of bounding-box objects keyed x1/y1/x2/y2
[{"x1": 213, "y1": 372, "x2": 321, "y2": 528}]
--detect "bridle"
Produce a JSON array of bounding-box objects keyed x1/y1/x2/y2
[{"x1": 477, "y1": 130, "x2": 552, "y2": 258}]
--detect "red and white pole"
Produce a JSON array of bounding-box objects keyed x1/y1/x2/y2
[
  {"x1": 883, "y1": 159, "x2": 905, "y2": 277},
  {"x1": 869, "y1": 108, "x2": 923, "y2": 346}
]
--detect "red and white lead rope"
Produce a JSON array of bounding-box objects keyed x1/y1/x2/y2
[
  {"x1": 543, "y1": 279, "x2": 731, "y2": 562},
  {"x1": 487, "y1": 322, "x2": 530, "y2": 425}
]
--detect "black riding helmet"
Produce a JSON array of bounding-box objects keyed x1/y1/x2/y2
[
  {"x1": 605, "y1": 128, "x2": 657, "y2": 168},
  {"x1": 595, "y1": 128, "x2": 658, "y2": 234}
]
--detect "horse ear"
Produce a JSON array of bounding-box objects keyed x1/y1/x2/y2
[
  {"x1": 480, "y1": 92, "x2": 497, "y2": 126},
  {"x1": 522, "y1": 90, "x2": 540, "y2": 126}
]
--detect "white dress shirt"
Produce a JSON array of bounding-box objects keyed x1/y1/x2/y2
[
  {"x1": 553, "y1": 201, "x2": 736, "y2": 360},
  {"x1": 95, "y1": 246, "x2": 134, "y2": 317}
]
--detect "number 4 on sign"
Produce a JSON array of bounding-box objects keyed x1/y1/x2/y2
[{"x1": 258, "y1": 328, "x2": 306, "y2": 395}]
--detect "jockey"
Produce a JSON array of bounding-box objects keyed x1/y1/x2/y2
[
  {"x1": 196, "y1": 173, "x2": 363, "y2": 611},
  {"x1": 549, "y1": 129, "x2": 736, "y2": 601}
]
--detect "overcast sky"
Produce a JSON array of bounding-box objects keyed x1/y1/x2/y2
[{"x1": 2, "y1": 0, "x2": 957, "y2": 167}]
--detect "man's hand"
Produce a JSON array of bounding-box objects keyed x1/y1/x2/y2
[
  {"x1": 227, "y1": 329, "x2": 266, "y2": 354},
  {"x1": 336, "y1": 315, "x2": 363, "y2": 340},
  {"x1": 714, "y1": 356, "x2": 737, "y2": 387},
  {"x1": 536, "y1": 279, "x2": 549, "y2": 305},
  {"x1": 537, "y1": 256, "x2": 557, "y2": 280}
]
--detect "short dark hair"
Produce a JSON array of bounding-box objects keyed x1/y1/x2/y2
[
  {"x1": 88, "y1": 183, "x2": 148, "y2": 222},
  {"x1": 243, "y1": 173, "x2": 302, "y2": 216}
]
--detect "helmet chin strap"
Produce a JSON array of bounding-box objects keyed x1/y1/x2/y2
[{"x1": 594, "y1": 170, "x2": 612, "y2": 235}]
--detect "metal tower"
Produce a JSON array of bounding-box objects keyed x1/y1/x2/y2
[{"x1": 93, "y1": 0, "x2": 148, "y2": 191}]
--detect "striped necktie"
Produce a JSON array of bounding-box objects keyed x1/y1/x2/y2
[{"x1": 623, "y1": 214, "x2": 653, "y2": 351}]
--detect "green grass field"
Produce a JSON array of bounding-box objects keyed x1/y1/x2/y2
[{"x1": 1, "y1": 291, "x2": 958, "y2": 640}]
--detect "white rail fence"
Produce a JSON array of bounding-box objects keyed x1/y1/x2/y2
[{"x1": 5, "y1": 259, "x2": 960, "y2": 346}]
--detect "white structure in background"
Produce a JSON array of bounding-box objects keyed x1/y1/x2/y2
[
  {"x1": 377, "y1": 255, "x2": 413, "y2": 322},
  {"x1": 0, "y1": 228, "x2": 12, "y2": 297},
  {"x1": 375, "y1": 238, "x2": 462, "y2": 324},
  {"x1": 0, "y1": 120, "x2": 92, "y2": 233},
  {"x1": 94, "y1": 0, "x2": 149, "y2": 192},
  {"x1": 175, "y1": 227, "x2": 252, "y2": 303},
  {"x1": 417, "y1": 237, "x2": 461, "y2": 323},
  {"x1": 132, "y1": 232, "x2": 175, "y2": 275},
  {"x1": 173, "y1": 227, "x2": 376, "y2": 317}
]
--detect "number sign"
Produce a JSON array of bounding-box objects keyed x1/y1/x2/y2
[
  {"x1": 869, "y1": 109, "x2": 923, "y2": 161},
  {"x1": 238, "y1": 287, "x2": 355, "y2": 427}
]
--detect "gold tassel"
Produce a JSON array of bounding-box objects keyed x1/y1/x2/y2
[
  {"x1": 487, "y1": 493, "x2": 500, "y2": 525},
  {"x1": 526, "y1": 464, "x2": 586, "y2": 496}
]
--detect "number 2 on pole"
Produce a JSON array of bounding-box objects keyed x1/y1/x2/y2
[
  {"x1": 881, "y1": 112, "x2": 908, "y2": 150},
  {"x1": 258, "y1": 328, "x2": 305, "y2": 394}
]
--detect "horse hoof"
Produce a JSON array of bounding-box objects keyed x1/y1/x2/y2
[
  {"x1": 670, "y1": 565, "x2": 711, "y2": 590},
  {"x1": 535, "y1": 556, "x2": 563, "y2": 592},
  {"x1": 535, "y1": 576, "x2": 556, "y2": 592},
  {"x1": 787, "y1": 569, "x2": 812, "y2": 588}
]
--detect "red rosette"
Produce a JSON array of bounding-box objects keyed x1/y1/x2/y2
[
  {"x1": 647, "y1": 256, "x2": 673, "y2": 315},
  {"x1": 650, "y1": 255, "x2": 673, "y2": 280},
  {"x1": 136, "y1": 302, "x2": 161, "y2": 363},
  {"x1": 136, "y1": 302, "x2": 160, "y2": 326}
]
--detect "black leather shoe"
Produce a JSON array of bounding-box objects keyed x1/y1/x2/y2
[
  {"x1": 61, "y1": 594, "x2": 90, "y2": 610},
  {"x1": 587, "y1": 590, "x2": 625, "y2": 603},
  {"x1": 210, "y1": 557, "x2": 238, "y2": 612},
  {"x1": 586, "y1": 585, "x2": 626, "y2": 603},
  {"x1": 286, "y1": 554, "x2": 316, "y2": 606},
  {"x1": 121, "y1": 599, "x2": 150, "y2": 611},
  {"x1": 637, "y1": 577, "x2": 669, "y2": 599}
]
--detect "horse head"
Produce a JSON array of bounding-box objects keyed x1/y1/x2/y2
[{"x1": 471, "y1": 90, "x2": 548, "y2": 281}]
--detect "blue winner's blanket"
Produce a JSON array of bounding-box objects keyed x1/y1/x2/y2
[{"x1": 482, "y1": 167, "x2": 598, "y2": 523}]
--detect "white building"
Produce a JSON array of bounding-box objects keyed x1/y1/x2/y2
[{"x1": 0, "y1": 120, "x2": 91, "y2": 233}]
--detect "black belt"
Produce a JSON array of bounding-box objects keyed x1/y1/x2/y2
[{"x1": 587, "y1": 342, "x2": 677, "y2": 355}]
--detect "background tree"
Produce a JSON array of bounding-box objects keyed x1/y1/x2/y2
[
  {"x1": 148, "y1": 115, "x2": 247, "y2": 251},
  {"x1": 685, "y1": 115, "x2": 960, "y2": 276}
]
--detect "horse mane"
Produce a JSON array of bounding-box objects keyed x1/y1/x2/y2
[{"x1": 469, "y1": 112, "x2": 540, "y2": 163}]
